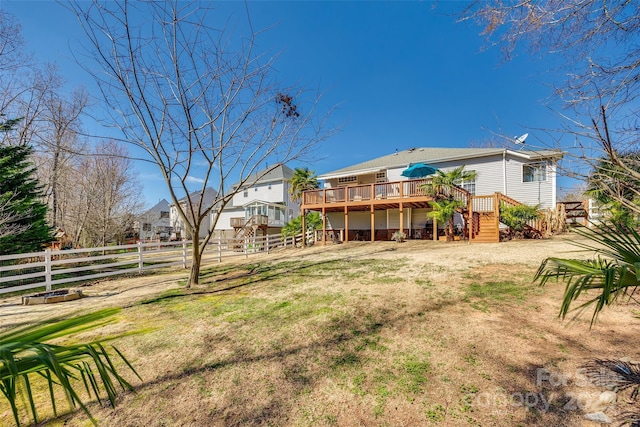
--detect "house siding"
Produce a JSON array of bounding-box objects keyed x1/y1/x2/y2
[
  {"x1": 503, "y1": 156, "x2": 556, "y2": 209},
  {"x1": 386, "y1": 154, "x2": 506, "y2": 196},
  {"x1": 170, "y1": 204, "x2": 212, "y2": 240},
  {"x1": 385, "y1": 152, "x2": 556, "y2": 208},
  {"x1": 214, "y1": 170, "x2": 298, "y2": 232}
]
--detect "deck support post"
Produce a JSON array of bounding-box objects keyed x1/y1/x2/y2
[
  {"x1": 370, "y1": 204, "x2": 375, "y2": 242},
  {"x1": 433, "y1": 217, "x2": 438, "y2": 241},
  {"x1": 301, "y1": 209, "x2": 306, "y2": 246},
  {"x1": 399, "y1": 203, "x2": 404, "y2": 240},
  {"x1": 494, "y1": 192, "x2": 500, "y2": 234},
  {"x1": 322, "y1": 207, "x2": 326, "y2": 246},
  {"x1": 468, "y1": 196, "x2": 473, "y2": 240},
  {"x1": 344, "y1": 206, "x2": 349, "y2": 243}
]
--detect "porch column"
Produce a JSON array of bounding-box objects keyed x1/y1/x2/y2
[
  {"x1": 322, "y1": 207, "x2": 326, "y2": 246},
  {"x1": 399, "y1": 203, "x2": 404, "y2": 238},
  {"x1": 370, "y1": 204, "x2": 375, "y2": 242},
  {"x1": 344, "y1": 206, "x2": 349, "y2": 243},
  {"x1": 433, "y1": 217, "x2": 438, "y2": 241},
  {"x1": 301, "y1": 209, "x2": 306, "y2": 246}
]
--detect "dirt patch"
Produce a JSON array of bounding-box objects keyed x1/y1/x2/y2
[{"x1": 1, "y1": 233, "x2": 638, "y2": 427}]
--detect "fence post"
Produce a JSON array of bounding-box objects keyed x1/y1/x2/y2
[
  {"x1": 138, "y1": 241, "x2": 143, "y2": 274},
  {"x1": 182, "y1": 241, "x2": 187, "y2": 269},
  {"x1": 244, "y1": 237, "x2": 248, "y2": 259},
  {"x1": 218, "y1": 236, "x2": 222, "y2": 262},
  {"x1": 266, "y1": 234, "x2": 270, "y2": 254},
  {"x1": 44, "y1": 249, "x2": 52, "y2": 292}
]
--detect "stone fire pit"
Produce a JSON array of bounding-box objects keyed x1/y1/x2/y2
[{"x1": 22, "y1": 289, "x2": 83, "y2": 305}]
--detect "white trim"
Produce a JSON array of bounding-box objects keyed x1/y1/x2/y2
[
  {"x1": 503, "y1": 151, "x2": 507, "y2": 194},
  {"x1": 241, "y1": 199, "x2": 286, "y2": 208},
  {"x1": 319, "y1": 167, "x2": 385, "y2": 180}
]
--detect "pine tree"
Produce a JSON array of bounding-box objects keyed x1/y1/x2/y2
[{"x1": 0, "y1": 145, "x2": 54, "y2": 254}]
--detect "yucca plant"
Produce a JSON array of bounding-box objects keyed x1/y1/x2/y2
[
  {"x1": 535, "y1": 221, "x2": 640, "y2": 325},
  {"x1": 0, "y1": 308, "x2": 140, "y2": 426}
]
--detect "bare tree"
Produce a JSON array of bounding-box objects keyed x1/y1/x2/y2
[
  {"x1": 77, "y1": 141, "x2": 143, "y2": 248},
  {"x1": 68, "y1": 1, "x2": 330, "y2": 286},
  {"x1": 37, "y1": 85, "x2": 88, "y2": 227},
  {"x1": 461, "y1": 1, "x2": 640, "y2": 215}
]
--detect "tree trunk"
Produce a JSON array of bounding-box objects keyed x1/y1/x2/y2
[
  {"x1": 51, "y1": 148, "x2": 60, "y2": 227},
  {"x1": 447, "y1": 218, "x2": 455, "y2": 242},
  {"x1": 187, "y1": 239, "x2": 201, "y2": 288}
]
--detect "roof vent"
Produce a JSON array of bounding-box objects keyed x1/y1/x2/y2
[{"x1": 408, "y1": 147, "x2": 416, "y2": 153}]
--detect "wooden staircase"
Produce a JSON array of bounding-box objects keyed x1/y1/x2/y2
[
  {"x1": 467, "y1": 192, "x2": 544, "y2": 243},
  {"x1": 231, "y1": 215, "x2": 269, "y2": 240},
  {"x1": 470, "y1": 211, "x2": 500, "y2": 243}
]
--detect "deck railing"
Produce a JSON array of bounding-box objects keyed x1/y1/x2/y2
[
  {"x1": 303, "y1": 178, "x2": 443, "y2": 205},
  {"x1": 496, "y1": 193, "x2": 545, "y2": 234},
  {"x1": 472, "y1": 195, "x2": 495, "y2": 213},
  {"x1": 230, "y1": 215, "x2": 269, "y2": 228}
]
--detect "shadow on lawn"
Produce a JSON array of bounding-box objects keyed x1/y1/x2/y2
[
  {"x1": 138, "y1": 247, "x2": 399, "y2": 306},
  {"x1": 122, "y1": 296, "x2": 460, "y2": 425}
]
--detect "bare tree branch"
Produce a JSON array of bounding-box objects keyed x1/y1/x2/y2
[{"x1": 68, "y1": 0, "x2": 332, "y2": 286}]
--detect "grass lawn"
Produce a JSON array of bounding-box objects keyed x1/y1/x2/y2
[{"x1": 1, "y1": 236, "x2": 639, "y2": 426}]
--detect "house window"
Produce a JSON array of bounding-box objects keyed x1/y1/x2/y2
[
  {"x1": 455, "y1": 170, "x2": 476, "y2": 195},
  {"x1": 338, "y1": 175, "x2": 357, "y2": 184},
  {"x1": 142, "y1": 223, "x2": 151, "y2": 232},
  {"x1": 160, "y1": 211, "x2": 169, "y2": 219},
  {"x1": 375, "y1": 171, "x2": 387, "y2": 183},
  {"x1": 523, "y1": 162, "x2": 547, "y2": 182},
  {"x1": 243, "y1": 189, "x2": 248, "y2": 197}
]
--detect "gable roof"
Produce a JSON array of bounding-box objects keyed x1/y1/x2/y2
[
  {"x1": 143, "y1": 199, "x2": 170, "y2": 216},
  {"x1": 318, "y1": 147, "x2": 564, "y2": 179},
  {"x1": 175, "y1": 187, "x2": 218, "y2": 206},
  {"x1": 232, "y1": 164, "x2": 294, "y2": 189}
]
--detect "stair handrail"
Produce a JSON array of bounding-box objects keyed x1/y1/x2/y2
[{"x1": 495, "y1": 192, "x2": 546, "y2": 236}]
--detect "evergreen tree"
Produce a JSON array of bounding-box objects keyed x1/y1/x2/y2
[{"x1": 0, "y1": 145, "x2": 54, "y2": 254}]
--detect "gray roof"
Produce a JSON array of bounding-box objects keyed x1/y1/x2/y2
[
  {"x1": 176, "y1": 187, "x2": 218, "y2": 206},
  {"x1": 318, "y1": 147, "x2": 564, "y2": 178},
  {"x1": 143, "y1": 199, "x2": 170, "y2": 216},
  {"x1": 232, "y1": 164, "x2": 294, "y2": 189}
]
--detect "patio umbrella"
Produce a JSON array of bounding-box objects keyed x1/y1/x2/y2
[{"x1": 401, "y1": 163, "x2": 437, "y2": 178}]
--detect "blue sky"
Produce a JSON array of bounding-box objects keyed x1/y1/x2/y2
[{"x1": 3, "y1": 1, "x2": 573, "y2": 206}]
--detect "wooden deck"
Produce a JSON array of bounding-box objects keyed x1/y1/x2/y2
[
  {"x1": 301, "y1": 179, "x2": 547, "y2": 245},
  {"x1": 302, "y1": 178, "x2": 469, "y2": 212}
]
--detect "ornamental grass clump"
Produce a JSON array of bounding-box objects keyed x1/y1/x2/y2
[{"x1": 0, "y1": 308, "x2": 140, "y2": 426}]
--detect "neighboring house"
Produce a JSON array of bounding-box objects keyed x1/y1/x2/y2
[
  {"x1": 136, "y1": 199, "x2": 171, "y2": 241},
  {"x1": 169, "y1": 188, "x2": 218, "y2": 240},
  {"x1": 302, "y1": 147, "x2": 564, "y2": 243},
  {"x1": 211, "y1": 165, "x2": 299, "y2": 238}
]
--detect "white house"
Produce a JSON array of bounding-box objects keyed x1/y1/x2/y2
[
  {"x1": 136, "y1": 199, "x2": 171, "y2": 241},
  {"x1": 169, "y1": 188, "x2": 218, "y2": 240},
  {"x1": 211, "y1": 165, "x2": 299, "y2": 238},
  {"x1": 302, "y1": 147, "x2": 564, "y2": 242}
]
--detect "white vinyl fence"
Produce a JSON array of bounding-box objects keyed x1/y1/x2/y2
[{"x1": 0, "y1": 233, "x2": 305, "y2": 295}]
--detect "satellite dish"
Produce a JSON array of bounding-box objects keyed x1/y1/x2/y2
[{"x1": 513, "y1": 133, "x2": 528, "y2": 145}]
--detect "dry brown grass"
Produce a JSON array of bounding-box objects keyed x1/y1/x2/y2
[{"x1": 1, "y1": 234, "x2": 639, "y2": 426}]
